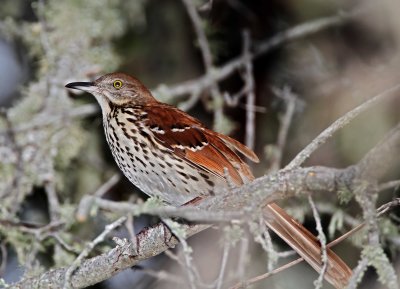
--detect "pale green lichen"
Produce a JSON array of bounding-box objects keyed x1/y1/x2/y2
[
  {"x1": 328, "y1": 209, "x2": 344, "y2": 239},
  {"x1": 362, "y1": 245, "x2": 398, "y2": 289},
  {"x1": 337, "y1": 186, "x2": 353, "y2": 204},
  {"x1": 222, "y1": 224, "x2": 243, "y2": 247},
  {"x1": 248, "y1": 219, "x2": 279, "y2": 268},
  {"x1": 214, "y1": 114, "x2": 235, "y2": 135},
  {"x1": 164, "y1": 219, "x2": 188, "y2": 240},
  {"x1": 0, "y1": 278, "x2": 8, "y2": 288},
  {"x1": 0, "y1": 0, "x2": 146, "y2": 276}
]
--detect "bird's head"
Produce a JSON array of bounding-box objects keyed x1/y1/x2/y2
[{"x1": 65, "y1": 72, "x2": 156, "y2": 112}]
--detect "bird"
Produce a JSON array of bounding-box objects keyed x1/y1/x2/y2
[{"x1": 66, "y1": 72, "x2": 352, "y2": 288}]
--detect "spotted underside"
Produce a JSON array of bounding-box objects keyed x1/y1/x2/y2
[{"x1": 103, "y1": 102, "x2": 259, "y2": 206}]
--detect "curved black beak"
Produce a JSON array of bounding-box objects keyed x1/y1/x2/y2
[{"x1": 65, "y1": 81, "x2": 94, "y2": 90}]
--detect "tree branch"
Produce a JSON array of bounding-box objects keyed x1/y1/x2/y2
[{"x1": 285, "y1": 83, "x2": 400, "y2": 170}]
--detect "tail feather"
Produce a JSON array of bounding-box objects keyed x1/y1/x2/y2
[{"x1": 264, "y1": 203, "x2": 352, "y2": 289}]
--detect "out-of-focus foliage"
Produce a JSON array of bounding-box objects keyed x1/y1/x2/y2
[{"x1": 0, "y1": 0, "x2": 146, "y2": 277}]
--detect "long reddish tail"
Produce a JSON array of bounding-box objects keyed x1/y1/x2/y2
[{"x1": 264, "y1": 203, "x2": 352, "y2": 289}]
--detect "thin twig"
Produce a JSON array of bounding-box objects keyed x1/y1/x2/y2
[
  {"x1": 163, "y1": 218, "x2": 198, "y2": 289},
  {"x1": 378, "y1": 180, "x2": 400, "y2": 192},
  {"x1": 230, "y1": 257, "x2": 304, "y2": 289},
  {"x1": 346, "y1": 257, "x2": 369, "y2": 289},
  {"x1": 164, "y1": 249, "x2": 180, "y2": 263},
  {"x1": 48, "y1": 234, "x2": 81, "y2": 255},
  {"x1": 276, "y1": 250, "x2": 297, "y2": 258},
  {"x1": 156, "y1": 4, "x2": 369, "y2": 102},
  {"x1": 0, "y1": 109, "x2": 24, "y2": 208},
  {"x1": 164, "y1": 247, "x2": 206, "y2": 287},
  {"x1": 63, "y1": 216, "x2": 127, "y2": 289},
  {"x1": 275, "y1": 88, "x2": 297, "y2": 169},
  {"x1": 0, "y1": 242, "x2": 7, "y2": 276},
  {"x1": 125, "y1": 214, "x2": 136, "y2": 240},
  {"x1": 181, "y1": 0, "x2": 212, "y2": 69},
  {"x1": 94, "y1": 174, "x2": 121, "y2": 197},
  {"x1": 377, "y1": 198, "x2": 400, "y2": 216},
  {"x1": 215, "y1": 244, "x2": 230, "y2": 289},
  {"x1": 268, "y1": 86, "x2": 298, "y2": 172},
  {"x1": 76, "y1": 174, "x2": 121, "y2": 221},
  {"x1": 261, "y1": 223, "x2": 277, "y2": 272},
  {"x1": 353, "y1": 180, "x2": 392, "y2": 289},
  {"x1": 181, "y1": 0, "x2": 223, "y2": 130},
  {"x1": 44, "y1": 180, "x2": 66, "y2": 270},
  {"x1": 308, "y1": 196, "x2": 327, "y2": 289},
  {"x1": 45, "y1": 181, "x2": 61, "y2": 222},
  {"x1": 285, "y1": 83, "x2": 400, "y2": 170},
  {"x1": 254, "y1": 7, "x2": 368, "y2": 57},
  {"x1": 236, "y1": 236, "x2": 249, "y2": 281},
  {"x1": 178, "y1": 91, "x2": 202, "y2": 111},
  {"x1": 250, "y1": 217, "x2": 278, "y2": 272},
  {"x1": 78, "y1": 196, "x2": 244, "y2": 222},
  {"x1": 358, "y1": 123, "x2": 400, "y2": 181},
  {"x1": 0, "y1": 219, "x2": 64, "y2": 233},
  {"x1": 136, "y1": 267, "x2": 186, "y2": 285},
  {"x1": 242, "y1": 31, "x2": 256, "y2": 152}
]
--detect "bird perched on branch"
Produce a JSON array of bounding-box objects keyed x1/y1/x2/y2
[{"x1": 66, "y1": 72, "x2": 352, "y2": 288}]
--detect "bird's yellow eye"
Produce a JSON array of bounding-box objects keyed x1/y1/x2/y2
[{"x1": 113, "y1": 80, "x2": 123, "y2": 89}]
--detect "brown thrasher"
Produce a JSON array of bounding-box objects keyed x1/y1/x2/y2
[{"x1": 66, "y1": 73, "x2": 351, "y2": 288}]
